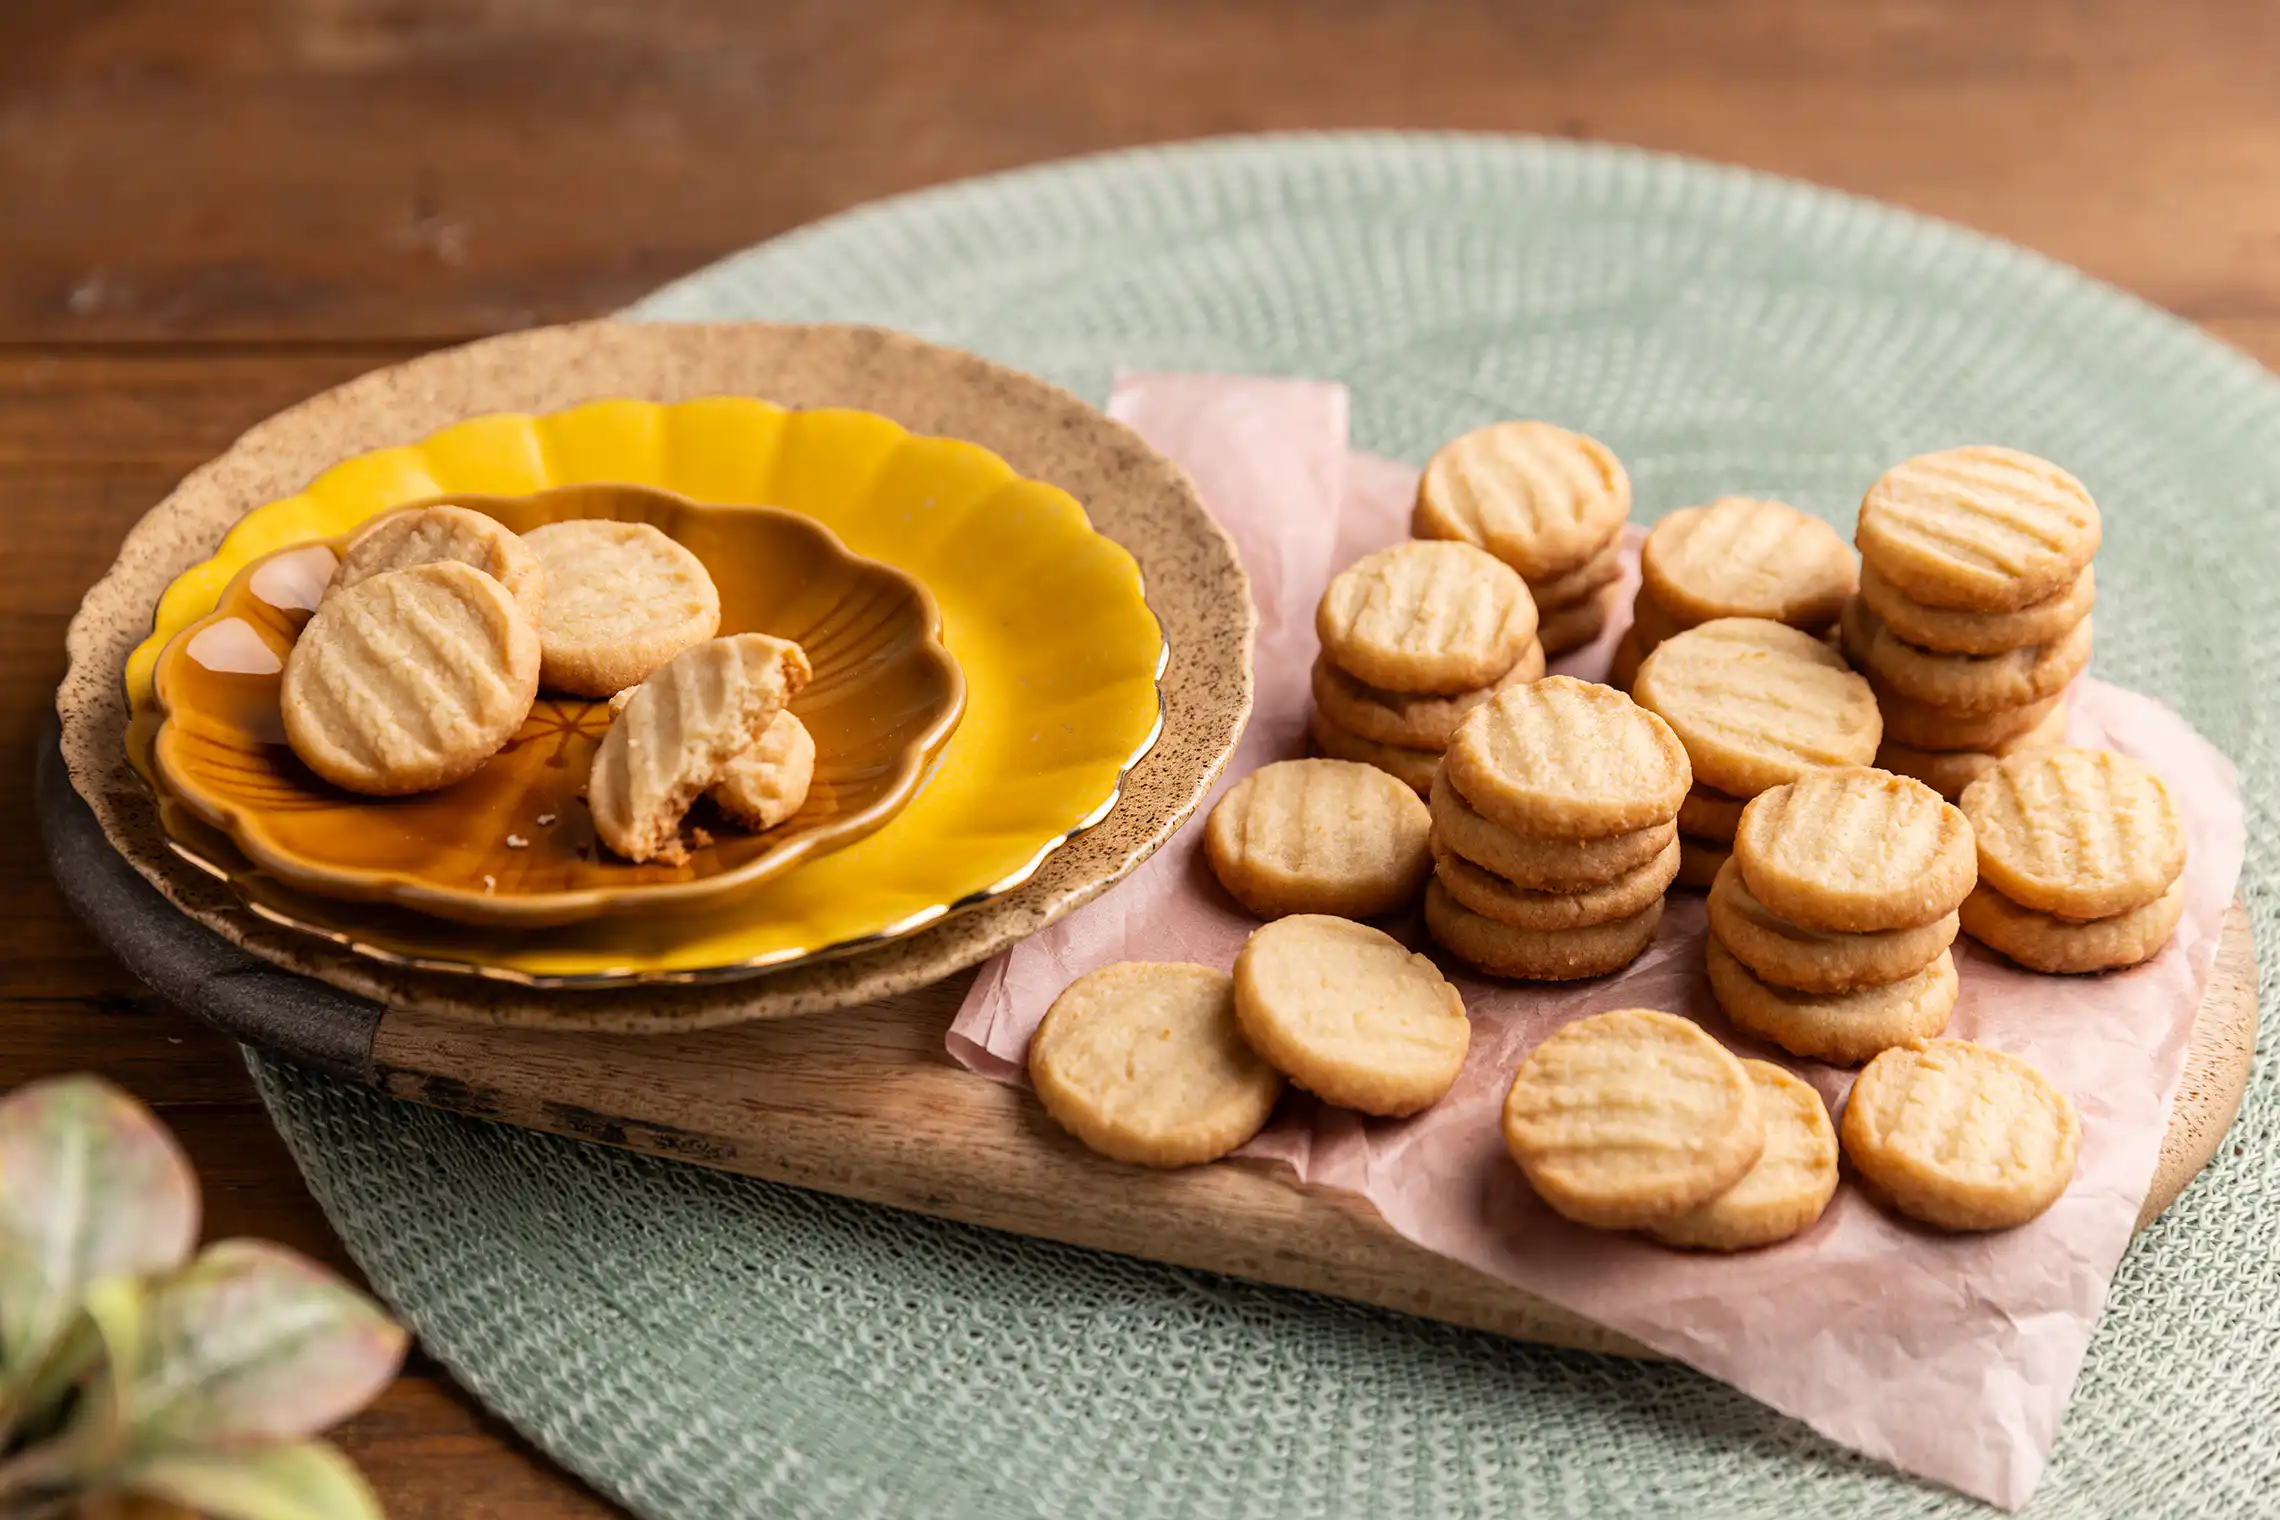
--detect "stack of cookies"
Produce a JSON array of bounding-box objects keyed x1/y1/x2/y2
[
  {"x1": 1630, "y1": 618, "x2": 1882, "y2": 889},
  {"x1": 1308, "y1": 540, "x2": 1545, "y2": 794},
  {"x1": 1841, "y1": 446, "x2": 2099, "y2": 798},
  {"x1": 1425, "y1": 676, "x2": 1688, "y2": 980},
  {"x1": 1610, "y1": 495, "x2": 1856, "y2": 690},
  {"x1": 1705, "y1": 768, "x2": 1976, "y2": 1066},
  {"x1": 1956, "y1": 747, "x2": 2188, "y2": 973},
  {"x1": 1412, "y1": 421, "x2": 1632, "y2": 655}
]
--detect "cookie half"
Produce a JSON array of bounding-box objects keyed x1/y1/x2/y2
[
  {"x1": 1029, "y1": 962, "x2": 1283, "y2": 1168},
  {"x1": 1233, "y1": 916, "x2": 1469, "y2": 1117},
  {"x1": 709, "y1": 710, "x2": 816, "y2": 831}
]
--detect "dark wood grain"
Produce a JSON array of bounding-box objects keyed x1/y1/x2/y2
[{"x1": 5, "y1": 2, "x2": 2276, "y2": 1513}]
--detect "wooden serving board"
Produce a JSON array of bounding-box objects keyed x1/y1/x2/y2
[
  {"x1": 37, "y1": 733, "x2": 2260, "y2": 1359},
  {"x1": 369, "y1": 902, "x2": 2259, "y2": 1360}
]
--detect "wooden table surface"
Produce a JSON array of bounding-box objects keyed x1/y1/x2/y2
[{"x1": 7, "y1": 2, "x2": 2277, "y2": 1513}]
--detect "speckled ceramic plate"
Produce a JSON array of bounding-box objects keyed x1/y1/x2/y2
[
  {"x1": 62, "y1": 323, "x2": 1252, "y2": 1024},
  {"x1": 144, "y1": 484, "x2": 967, "y2": 930}
]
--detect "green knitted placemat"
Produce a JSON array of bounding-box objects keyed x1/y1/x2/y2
[{"x1": 250, "y1": 134, "x2": 2279, "y2": 1517}]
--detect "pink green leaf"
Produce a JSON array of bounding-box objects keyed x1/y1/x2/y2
[
  {"x1": 0, "y1": 1076, "x2": 198, "y2": 1375},
  {"x1": 125, "y1": 1440, "x2": 382, "y2": 1520}
]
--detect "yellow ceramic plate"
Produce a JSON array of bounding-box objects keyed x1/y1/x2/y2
[
  {"x1": 123, "y1": 398, "x2": 1167, "y2": 983},
  {"x1": 147, "y1": 486, "x2": 966, "y2": 928}
]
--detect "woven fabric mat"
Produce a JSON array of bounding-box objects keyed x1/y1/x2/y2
[{"x1": 248, "y1": 134, "x2": 2279, "y2": 1517}]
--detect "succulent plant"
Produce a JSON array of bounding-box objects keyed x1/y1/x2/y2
[{"x1": 0, "y1": 1076, "x2": 406, "y2": 1519}]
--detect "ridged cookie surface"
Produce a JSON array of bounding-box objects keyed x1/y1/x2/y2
[
  {"x1": 1733, "y1": 768, "x2": 1975, "y2": 932},
  {"x1": 1233, "y1": 915, "x2": 1469, "y2": 1117},
  {"x1": 1443, "y1": 675, "x2": 1690, "y2": 839},
  {"x1": 1501, "y1": 1008, "x2": 1763, "y2": 1229},
  {"x1": 708, "y1": 710, "x2": 816, "y2": 832},
  {"x1": 1646, "y1": 1061, "x2": 1838, "y2": 1252},
  {"x1": 1641, "y1": 497, "x2": 1856, "y2": 629},
  {"x1": 1959, "y1": 747, "x2": 2185, "y2": 919},
  {"x1": 1855, "y1": 446, "x2": 2101, "y2": 612},
  {"x1": 1316, "y1": 541, "x2": 1537, "y2": 694},
  {"x1": 1632, "y1": 618, "x2": 1880, "y2": 797},
  {"x1": 588, "y1": 633, "x2": 812, "y2": 864},
  {"x1": 1029, "y1": 962, "x2": 1282, "y2": 1168},
  {"x1": 334, "y1": 504, "x2": 545, "y2": 623},
  {"x1": 1205, "y1": 758, "x2": 1432, "y2": 919},
  {"x1": 524, "y1": 519, "x2": 723, "y2": 697},
  {"x1": 280, "y1": 560, "x2": 540, "y2": 796},
  {"x1": 1840, "y1": 1038, "x2": 2080, "y2": 1231},
  {"x1": 1413, "y1": 421, "x2": 1632, "y2": 580}
]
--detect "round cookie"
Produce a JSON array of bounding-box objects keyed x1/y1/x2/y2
[
  {"x1": 1707, "y1": 937, "x2": 1958, "y2": 1066},
  {"x1": 1960, "y1": 747, "x2": 2186, "y2": 919},
  {"x1": 1874, "y1": 682, "x2": 2068, "y2": 751},
  {"x1": 1707, "y1": 859, "x2": 1956, "y2": 993},
  {"x1": 1641, "y1": 497, "x2": 1856, "y2": 630},
  {"x1": 1414, "y1": 420, "x2": 1633, "y2": 580},
  {"x1": 709, "y1": 711, "x2": 816, "y2": 831},
  {"x1": 1028, "y1": 962, "x2": 1283, "y2": 1168},
  {"x1": 1632, "y1": 618, "x2": 1881, "y2": 796},
  {"x1": 1425, "y1": 879, "x2": 1663, "y2": 981},
  {"x1": 1431, "y1": 835, "x2": 1680, "y2": 932},
  {"x1": 1677, "y1": 785, "x2": 1748, "y2": 844},
  {"x1": 1854, "y1": 446, "x2": 2102, "y2": 612},
  {"x1": 1841, "y1": 1038, "x2": 2080, "y2": 1231},
  {"x1": 589, "y1": 634, "x2": 812, "y2": 864},
  {"x1": 1646, "y1": 1061, "x2": 1838, "y2": 1251},
  {"x1": 1233, "y1": 916, "x2": 1470, "y2": 1117},
  {"x1": 1528, "y1": 537, "x2": 1623, "y2": 608},
  {"x1": 1305, "y1": 708, "x2": 1440, "y2": 796},
  {"x1": 1733, "y1": 768, "x2": 1975, "y2": 933},
  {"x1": 1958, "y1": 877, "x2": 2187, "y2": 974},
  {"x1": 333, "y1": 504, "x2": 546, "y2": 623},
  {"x1": 1840, "y1": 599, "x2": 2092, "y2": 716},
  {"x1": 1501, "y1": 1008, "x2": 1764, "y2": 1229},
  {"x1": 1674, "y1": 835, "x2": 1730, "y2": 891},
  {"x1": 1428, "y1": 770, "x2": 1676, "y2": 894},
  {"x1": 1875, "y1": 698, "x2": 2070, "y2": 801},
  {"x1": 1310, "y1": 640, "x2": 1544, "y2": 749},
  {"x1": 523, "y1": 519, "x2": 723, "y2": 697},
  {"x1": 280, "y1": 561, "x2": 541, "y2": 797},
  {"x1": 1533, "y1": 583, "x2": 1617, "y2": 657},
  {"x1": 1443, "y1": 676, "x2": 1691, "y2": 839},
  {"x1": 1205, "y1": 759, "x2": 1432, "y2": 919},
  {"x1": 1859, "y1": 559, "x2": 2096, "y2": 656},
  {"x1": 1626, "y1": 587, "x2": 1692, "y2": 653},
  {"x1": 1315, "y1": 541, "x2": 1537, "y2": 694}
]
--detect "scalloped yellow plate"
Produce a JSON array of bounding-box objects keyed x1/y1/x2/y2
[{"x1": 122, "y1": 398, "x2": 1167, "y2": 984}]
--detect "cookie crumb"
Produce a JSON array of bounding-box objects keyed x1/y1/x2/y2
[
  {"x1": 535, "y1": 812, "x2": 558, "y2": 826},
  {"x1": 481, "y1": 874, "x2": 497, "y2": 894},
  {"x1": 505, "y1": 833, "x2": 530, "y2": 849},
  {"x1": 689, "y1": 826, "x2": 715, "y2": 849}
]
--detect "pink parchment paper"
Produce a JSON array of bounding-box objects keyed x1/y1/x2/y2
[{"x1": 949, "y1": 373, "x2": 2249, "y2": 1511}]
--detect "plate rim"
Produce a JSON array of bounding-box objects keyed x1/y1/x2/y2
[{"x1": 59, "y1": 319, "x2": 1254, "y2": 1028}]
